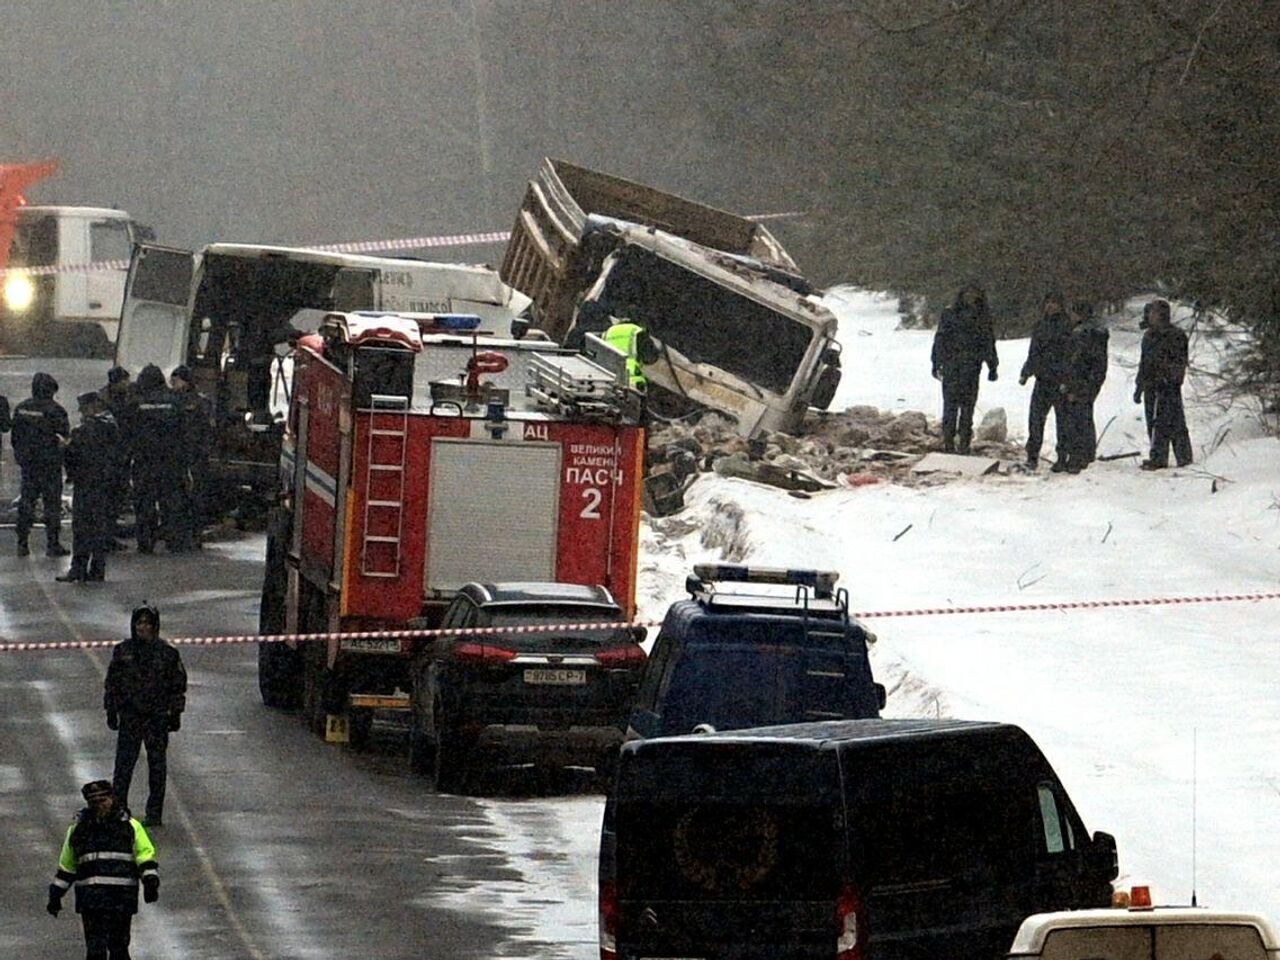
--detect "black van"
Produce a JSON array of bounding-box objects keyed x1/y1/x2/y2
[
  {"x1": 599, "y1": 719, "x2": 1118, "y2": 960},
  {"x1": 627, "y1": 564, "x2": 884, "y2": 739}
]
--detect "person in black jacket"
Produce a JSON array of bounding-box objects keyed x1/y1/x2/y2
[
  {"x1": 57, "y1": 393, "x2": 126, "y2": 583},
  {"x1": 1135, "y1": 299, "x2": 1193, "y2": 469},
  {"x1": 931, "y1": 283, "x2": 998, "y2": 454},
  {"x1": 1058, "y1": 302, "x2": 1111, "y2": 473},
  {"x1": 12, "y1": 371, "x2": 70, "y2": 557},
  {"x1": 1018, "y1": 290, "x2": 1072, "y2": 470},
  {"x1": 48, "y1": 779, "x2": 159, "y2": 960},
  {"x1": 98, "y1": 366, "x2": 135, "y2": 543},
  {"x1": 104, "y1": 606, "x2": 187, "y2": 827},
  {"x1": 127, "y1": 364, "x2": 190, "y2": 553},
  {"x1": 169, "y1": 365, "x2": 213, "y2": 546}
]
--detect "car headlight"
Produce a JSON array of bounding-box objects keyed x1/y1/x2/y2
[{"x1": 3, "y1": 272, "x2": 35, "y2": 313}]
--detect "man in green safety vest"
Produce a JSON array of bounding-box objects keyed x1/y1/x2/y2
[
  {"x1": 603, "y1": 319, "x2": 656, "y2": 391},
  {"x1": 47, "y1": 779, "x2": 161, "y2": 959}
]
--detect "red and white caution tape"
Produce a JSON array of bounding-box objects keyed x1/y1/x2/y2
[{"x1": 3, "y1": 590, "x2": 1279, "y2": 654}]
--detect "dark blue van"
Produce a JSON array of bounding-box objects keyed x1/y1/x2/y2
[{"x1": 627, "y1": 564, "x2": 885, "y2": 739}]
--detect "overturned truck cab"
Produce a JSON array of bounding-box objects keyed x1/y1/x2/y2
[{"x1": 501, "y1": 158, "x2": 841, "y2": 437}]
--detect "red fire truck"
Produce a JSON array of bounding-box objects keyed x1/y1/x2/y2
[{"x1": 257, "y1": 310, "x2": 646, "y2": 742}]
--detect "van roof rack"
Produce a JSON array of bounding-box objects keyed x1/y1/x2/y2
[{"x1": 688, "y1": 564, "x2": 839, "y2": 599}]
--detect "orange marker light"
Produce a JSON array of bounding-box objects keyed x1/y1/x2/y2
[{"x1": 1129, "y1": 885, "x2": 1153, "y2": 909}]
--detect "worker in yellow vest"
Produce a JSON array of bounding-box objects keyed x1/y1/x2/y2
[{"x1": 602, "y1": 319, "x2": 653, "y2": 391}]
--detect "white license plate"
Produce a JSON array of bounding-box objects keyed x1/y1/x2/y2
[
  {"x1": 523, "y1": 668, "x2": 587, "y2": 686},
  {"x1": 339, "y1": 638, "x2": 402, "y2": 653}
]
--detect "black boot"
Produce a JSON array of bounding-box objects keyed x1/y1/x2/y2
[
  {"x1": 16, "y1": 537, "x2": 29, "y2": 557},
  {"x1": 56, "y1": 562, "x2": 87, "y2": 583},
  {"x1": 46, "y1": 542, "x2": 69, "y2": 558}
]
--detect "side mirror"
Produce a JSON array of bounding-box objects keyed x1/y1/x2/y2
[
  {"x1": 1087, "y1": 831, "x2": 1119, "y2": 881},
  {"x1": 874, "y1": 682, "x2": 887, "y2": 711},
  {"x1": 630, "y1": 625, "x2": 648, "y2": 645},
  {"x1": 821, "y1": 347, "x2": 841, "y2": 366},
  {"x1": 510, "y1": 316, "x2": 530, "y2": 340}
]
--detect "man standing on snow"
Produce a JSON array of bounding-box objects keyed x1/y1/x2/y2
[
  {"x1": 1058, "y1": 301, "x2": 1110, "y2": 473},
  {"x1": 1134, "y1": 299, "x2": 1192, "y2": 470},
  {"x1": 1018, "y1": 290, "x2": 1072, "y2": 470},
  {"x1": 931, "y1": 283, "x2": 998, "y2": 455},
  {"x1": 105, "y1": 605, "x2": 187, "y2": 827},
  {"x1": 47, "y1": 779, "x2": 160, "y2": 960}
]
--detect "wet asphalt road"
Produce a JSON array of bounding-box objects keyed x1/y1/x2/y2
[{"x1": 0, "y1": 356, "x2": 521, "y2": 959}]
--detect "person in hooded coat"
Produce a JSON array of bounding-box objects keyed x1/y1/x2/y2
[
  {"x1": 104, "y1": 606, "x2": 187, "y2": 827},
  {"x1": 931, "y1": 283, "x2": 998, "y2": 454},
  {"x1": 1134, "y1": 299, "x2": 1193, "y2": 469},
  {"x1": 11, "y1": 371, "x2": 70, "y2": 557},
  {"x1": 57, "y1": 393, "x2": 126, "y2": 583},
  {"x1": 1058, "y1": 301, "x2": 1111, "y2": 473},
  {"x1": 1018, "y1": 290, "x2": 1072, "y2": 469},
  {"x1": 126, "y1": 364, "x2": 190, "y2": 553}
]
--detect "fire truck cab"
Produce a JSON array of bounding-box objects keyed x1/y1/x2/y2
[{"x1": 257, "y1": 310, "x2": 646, "y2": 743}]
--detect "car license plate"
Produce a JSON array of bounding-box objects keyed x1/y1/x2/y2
[
  {"x1": 523, "y1": 668, "x2": 587, "y2": 685},
  {"x1": 339, "y1": 638, "x2": 402, "y2": 653}
]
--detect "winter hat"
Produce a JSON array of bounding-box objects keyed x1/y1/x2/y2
[
  {"x1": 107, "y1": 366, "x2": 130, "y2": 385},
  {"x1": 170, "y1": 365, "x2": 192, "y2": 386},
  {"x1": 136, "y1": 364, "x2": 165, "y2": 392},
  {"x1": 76, "y1": 391, "x2": 101, "y2": 409},
  {"x1": 32, "y1": 372, "x2": 58, "y2": 399},
  {"x1": 81, "y1": 780, "x2": 114, "y2": 801}
]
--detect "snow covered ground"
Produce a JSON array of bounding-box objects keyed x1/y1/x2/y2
[{"x1": 440, "y1": 288, "x2": 1280, "y2": 956}]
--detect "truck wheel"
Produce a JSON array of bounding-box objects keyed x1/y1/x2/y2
[
  {"x1": 347, "y1": 708, "x2": 373, "y2": 749},
  {"x1": 408, "y1": 724, "x2": 435, "y2": 775},
  {"x1": 258, "y1": 643, "x2": 301, "y2": 710},
  {"x1": 433, "y1": 712, "x2": 470, "y2": 794}
]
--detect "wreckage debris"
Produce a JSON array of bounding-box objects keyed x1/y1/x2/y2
[{"x1": 644, "y1": 406, "x2": 1028, "y2": 515}]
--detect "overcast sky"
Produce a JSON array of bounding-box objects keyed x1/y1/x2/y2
[{"x1": 2, "y1": 1, "x2": 792, "y2": 263}]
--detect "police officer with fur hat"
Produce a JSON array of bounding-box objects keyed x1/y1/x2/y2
[
  {"x1": 57, "y1": 392, "x2": 125, "y2": 583},
  {"x1": 104, "y1": 606, "x2": 187, "y2": 827},
  {"x1": 48, "y1": 779, "x2": 159, "y2": 960},
  {"x1": 12, "y1": 371, "x2": 70, "y2": 557}
]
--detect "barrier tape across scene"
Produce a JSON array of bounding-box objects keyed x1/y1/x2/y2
[
  {"x1": 2, "y1": 590, "x2": 1278, "y2": 653},
  {"x1": 0, "y1": 212, "x2": 806, "y2": 279}
]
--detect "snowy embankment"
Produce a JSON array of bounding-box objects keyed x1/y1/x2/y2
[{"x1": 445, "y1": 288, "x2": 1280, "y2": 956}]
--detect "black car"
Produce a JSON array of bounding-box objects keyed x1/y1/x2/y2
[
  {"x1": 407, "y1": 581, "x2": 646, "y2": 793},
  {"x1": 627, "y1": 564, "x2": 885, "y2": 740},
  {"x1": 601, "y1": 720, "x2": 1119, "y2": 960}
]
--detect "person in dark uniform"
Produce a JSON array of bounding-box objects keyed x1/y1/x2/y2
[
  {"x1": 127, "y1": 364, "x2": 190, "y2": 553},
  {"x1": 104, "y1": 605, "x2": 187, "y2": 827},
  {"x1": 1136, "y1": 304, "x2": 1158, "y2": 439},
  {"x1": 47, "y1": 779, "x2": 159, "y2": 960},
  {"x1": 1135, "y1": 299, "x2": 1193, "y2": 470},
  {"x1": 1018, "y1": 290, "x2": 1071, "y2": 470},
  {"x1": 931, "y1": 283, "x2": 998, "y2": 454},
  {"x1": 57, "y1": 393, "x2": 125, "y2": 583},
  {"x1": 11, "y1": 371, "x2": 70, "y2": 557},
  {"x1": 98, "y1": 367, "x2": 135, "y2": 546},
  {"x1": 1058, "y1": 301, "x2": 1111, "y2": 473},
  {"x1": 169, "y1": 365, "x2": 213, "y2": 545}
]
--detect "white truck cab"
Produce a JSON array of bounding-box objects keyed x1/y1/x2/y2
[
  {"x1": 2, "y1": 205, "x2": 150, "y2": 356},
  {"x1": 1009, "y1": 898, "x2": 1280, "y2": 959}
]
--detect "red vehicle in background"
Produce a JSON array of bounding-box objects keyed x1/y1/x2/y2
[{"x1": 257, "y1": 310, "x2": 646, "y2": 743}]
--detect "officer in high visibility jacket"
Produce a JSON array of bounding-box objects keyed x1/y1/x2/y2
[
  {"x1": 47, "y1": 779, "x2": 159, "y2": 960},
  {"x1": 603, "y1": 319, "x2": 652, "y2": 391}
]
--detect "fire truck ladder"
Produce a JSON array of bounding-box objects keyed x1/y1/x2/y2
[
  {"x1": 360, "y1": 394, "x2": 410, "y2": 578},
  {"x1": 526, "y1": 351, "x2": 626, "y2": 418}
]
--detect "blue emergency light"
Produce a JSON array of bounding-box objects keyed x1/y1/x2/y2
[
  {"x1": 429, "y1": 313, "x2": 483, "y2": 331},
  {"x1": 689, "y1": 564, "x2": 839, "y2": 598}
]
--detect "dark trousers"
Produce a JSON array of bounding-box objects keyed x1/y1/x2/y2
[
  {"x1": 81, "y1": 909, "x2": 132, "y2": 960},
  {"x1": 16, "y1": 465, "x2": 62, "y2": 545},
  {"x1": 133, "y1": 464, "x2": 190, "y2": 552},
  {"x1": 1025, "y1": 380, "x2": 1065, "y2": 462},
  {"x1": 70, "y1": 496, "x2": 113, "y2": 580},
  {"x1": 112, "y1": 721, "x2": 169, "y2": 821},
  {"x1": 940, "y1": 369, "x2": 981, "y2": 452},
  {"x1": 1149, "y1": 384, "x2": 1193, "y2": 466},
  {"x1": 1058, "y1": 398, "x2": 1095, "y2": 468},
  {"x1": 1143, "y1": 393, "x2": 1156, "y2": 440}
]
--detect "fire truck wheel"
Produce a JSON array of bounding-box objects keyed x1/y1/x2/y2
[
  {"x1": 301, "y1": 644, "x2": 328, "y2": 736},
  {"x1": 433, "y1": 716, "x2": 470, "y2": 795},
  {"x1": 347, "y1": 709, "x2": 373, "y2": 748},
  {"x1": 258, "y1": 643, "x2": 301, "y2": 710},
  {"x1": 408, "y1": 725, "x2": 435, "y2": 775}
]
